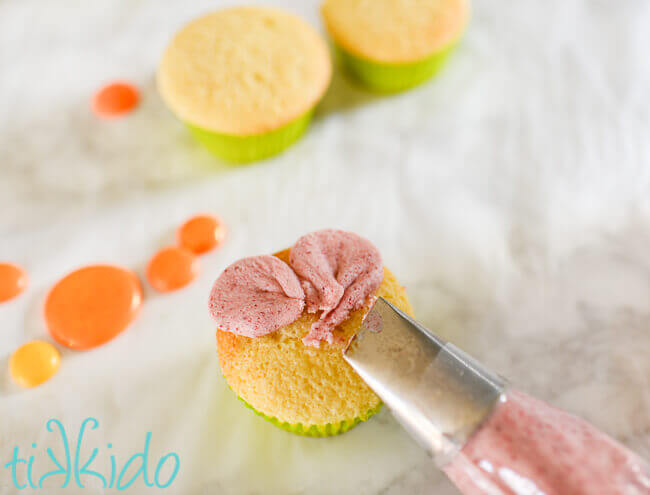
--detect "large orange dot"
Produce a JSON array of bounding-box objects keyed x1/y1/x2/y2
[
  {"x1": 0, "y1": 262, "x2": 28, "y2": 303},
  {"x1": 44, "y1": 265, "x2": 143, "y2": 350},
  {"x1": 92, "y1": 81, "x2": 139, "y2": 118},
  {"x1": 177, "y1": 214, "x2": 227, "y2": 254},
  {"x1": 10, "y1": 341, "x2": 61, "y2": 388},
  {"x1": 146, "y1": 246, "x2": 198, "y2": 292}
]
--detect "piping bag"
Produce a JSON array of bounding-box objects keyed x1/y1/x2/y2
[{"x1": 344, "y1": 298, "x2": 650, "y2": 495}]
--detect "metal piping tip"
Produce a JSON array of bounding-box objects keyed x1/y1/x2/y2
[{"x1": 344, "y1": 298, "x2": 505, "y2": 466}]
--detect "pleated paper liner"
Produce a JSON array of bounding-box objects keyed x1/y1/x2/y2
[
  {"x1": 227, "y1": 383, "x2": 382, "y2": 437},
  {"x1": 335, "y1": 43, "x2": 457, "y2": 93},
  {"x1": 187, "y1": 110, "x2": 313, "y2": 163}
]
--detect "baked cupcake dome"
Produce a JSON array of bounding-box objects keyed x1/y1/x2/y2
[
  {"x1": 215, "y1": 249, "x2": 413, "y2": 436},
  {"x1": 158, "y1": 7, "x2": 332, "y2": 162},
  {"x1": 321, "y1": 0, "x2": 469, "y2": 92}
]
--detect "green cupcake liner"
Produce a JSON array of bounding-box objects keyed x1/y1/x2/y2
[
  {"x1": 228, "y1": 385, "x2": 382, "y2": 437},
  {"x1": 187, "y1": 110, "x2": 313, "y2": 163},
  {"x1": 335, "y1": 43, "x2": 457, "y2": 93}
]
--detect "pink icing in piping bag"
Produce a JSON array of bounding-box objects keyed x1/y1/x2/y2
[
  {"x1": 444, "y1": 390, "x2": 650, "y2": 495},
  {"x1": 344, "y1": 298, "x2": 650, "y2": 495}
]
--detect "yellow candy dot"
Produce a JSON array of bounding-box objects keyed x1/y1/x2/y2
[{"x1": 9, "y1": 341, "x2": 61, "y2": 388}]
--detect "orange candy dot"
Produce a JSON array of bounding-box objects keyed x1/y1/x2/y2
[
  {"x1": 147, "y1": 247, "x2": 198, "y2": 292},
  {"x1": 92, "y1": 81, "x2": 139, "y2": 118},
  {"x1": 45, "y1": 265, "x2": 143, "y2": 350},
  {"x1": 177, "y1": 214, "x2": 227, "y2": 254},
  {"x1": 10, "y1": 341, "x2": 61, "y2": 388},
  {"x1": 0, "y1": 262, "x2": 28, "y2": 303}
]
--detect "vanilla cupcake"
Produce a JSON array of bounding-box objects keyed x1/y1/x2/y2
[
  {"x1": 158, "y1": 7, "x2": 332, "y2": 162},
  {"x1": 209, "y1": 230, "x2": 413, "y2": 436},
  {"x1": 322, "y1": 0, "x2": 469, "y2": 92}
]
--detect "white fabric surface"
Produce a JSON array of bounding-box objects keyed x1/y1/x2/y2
[{"x1": 1, "y1": 0, "x2": 649, "y2": 493}]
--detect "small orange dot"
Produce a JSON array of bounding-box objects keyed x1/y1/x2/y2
[
  {"x1": 147, "y1": 247, "x2": 199, "y2": 292},
  {"x1": 0, "y1": 262, "x2": 28, "y2": 303},
  {"x1": 92, "y1": 81, "x2": 139, "y2": 118},
  {"x1": 10, "y1": 341, "x2": 61, "y2": 388},
  {"x1": 44, "y1": 265, "x2": 143, "y2": 350},
  {"x1": 177, "y1": 214, "x2": 227, "y2": 254}
]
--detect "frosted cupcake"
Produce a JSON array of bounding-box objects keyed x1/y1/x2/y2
[
  {"x1": 321, "y1": 0, "x2": 469, "y2": 92},
  {"x1": 158, "y1": 7, "x2": 332, "y2": 162},
  {"x1": 209, "y1": 230, "x2": 413, "y2": 436}
]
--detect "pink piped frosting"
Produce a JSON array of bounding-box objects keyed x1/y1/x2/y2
[
  {"x1": 208, "y1": 230, "x2": 383, "y2": 346},
  {"x1": 208, "y1": 255, "x2": 304, "y2": 338},
  {"x1": 289, "y1": 230, "x2": 383, "y2": 346}
]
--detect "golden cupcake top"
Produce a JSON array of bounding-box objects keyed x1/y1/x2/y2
[
  {"x1": 216, "y1": 249, "x2": 413, "y2": 426},
  {"x1": 322, "y1": 0, "x2": 470, "y2": 63},
  {"x1": 158, "y1": 7, "x2": 332, "y2": 135}
]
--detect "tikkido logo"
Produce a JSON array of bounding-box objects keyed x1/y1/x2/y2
[{"x1": 3, "y1": 418, "x2": 180, "y2": 491}]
